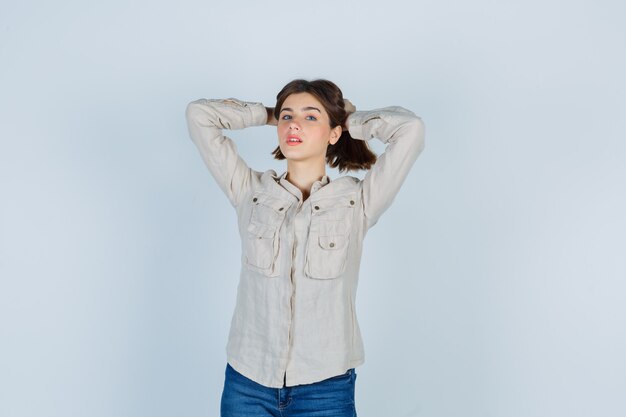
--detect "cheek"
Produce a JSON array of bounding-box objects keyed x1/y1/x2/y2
[{"x1": 313, "y1": 126, "x2": 332, "y2": 141}]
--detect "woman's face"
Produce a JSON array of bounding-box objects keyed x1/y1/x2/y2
[{"x1": 277, "y1": 92, "x2": 342, "y2": 165}]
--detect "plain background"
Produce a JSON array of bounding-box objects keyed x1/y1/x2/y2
[{"x1": 1, "y1": 1, "x2": 625, "y2": 416}]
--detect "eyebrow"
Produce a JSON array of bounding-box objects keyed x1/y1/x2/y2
[{"x1": 280, "y1": 106, "x2": 322, "y2": 114}]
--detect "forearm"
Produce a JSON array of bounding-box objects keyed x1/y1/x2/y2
[
  {"x1": 347, "y1": 106, "x2": 424, "y2": 146},
  {"x1": 186, "y1": 98, "x2": 267, "y2": 132}
]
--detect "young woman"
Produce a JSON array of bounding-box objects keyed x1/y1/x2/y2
[{"x1": 185, "y1": 79, "x2": 425, "y2": 417}]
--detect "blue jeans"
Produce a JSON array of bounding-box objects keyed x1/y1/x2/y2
[{"x1": 220, "y1": 363, "x2": 358, "y2": 417}]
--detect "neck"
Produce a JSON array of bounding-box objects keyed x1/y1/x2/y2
[{"x1": 285, "y1": 159, "x2": 327, "y2": 201}]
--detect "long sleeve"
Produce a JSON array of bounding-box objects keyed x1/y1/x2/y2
[
  {"x1": 185, "y1": 98, "x2": 268, "y2": 207},
  {"x1": 347, "y1": 106, "x2": 425, "y2": 230}
]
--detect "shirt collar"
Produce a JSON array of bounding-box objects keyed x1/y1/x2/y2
[{"x1": 276, "y1": 171, "x2": 331, "y2": 199}]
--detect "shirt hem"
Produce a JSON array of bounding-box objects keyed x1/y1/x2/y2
[{"x1": 226, "y1": 357, "x2": 365, "y2": 389}]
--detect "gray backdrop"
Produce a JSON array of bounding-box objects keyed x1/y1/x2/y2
[{"x1": 1, "y1": 1, "x2": 625, "y2": 416}]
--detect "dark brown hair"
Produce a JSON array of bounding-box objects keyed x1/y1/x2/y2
[{"x1": 271, "y1": 79, "x2": 377, "y2": 172}]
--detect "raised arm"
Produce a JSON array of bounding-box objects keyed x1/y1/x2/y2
[
  {"x1": 346, "y1": 106, "x2": 425, "y2": 229},
  {"x1": 185, "y1": 98, "x2": 269, "y2": 207}
]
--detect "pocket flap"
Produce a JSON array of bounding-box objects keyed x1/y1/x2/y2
[
  {"x1": 251, "y1": 192, "x2": 293, "y2": 212},
  {"x1": 247, "y1": 222, "x2": 276, "y2": 239},
  {"x1": 310, "y1": 193, "x2": 357, "y2": 213},
  {"x1": 318, "y1": 234, "x2": 347, "y2": 250}
]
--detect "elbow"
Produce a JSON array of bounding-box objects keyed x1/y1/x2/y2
[
  {"x1": 404, "y1": 116, "x2": 425, "y2": 155},
  {"x1": 185, "y1": 100, "x2": 208, "y2": 145},
  {"x1": 185, "y1": 100, "x2": 202, "y2": 124}
]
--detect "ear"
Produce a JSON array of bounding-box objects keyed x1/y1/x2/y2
[{"x1": 329, "y1": 125, "x2": 342, "y2": 145}]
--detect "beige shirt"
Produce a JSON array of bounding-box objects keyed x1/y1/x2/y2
[{"x1": 185, "y1": 98, "x2": 425, "y2": 388}]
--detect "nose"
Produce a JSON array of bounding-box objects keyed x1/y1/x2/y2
[{"x1": 288, "y1": 118, "x2": 300, "y2": 130}]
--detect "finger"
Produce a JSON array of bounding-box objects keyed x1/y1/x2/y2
[{"x1": 344, "y1": 99, "x2": 356, "y2": 113}]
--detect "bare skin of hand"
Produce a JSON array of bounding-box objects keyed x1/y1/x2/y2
[
  {"x1": 266, "y1": 107, "x2": 277, "y2": 126},
  {"x1": 343, "y1": 99, "x2": 356, "y2": 131}
]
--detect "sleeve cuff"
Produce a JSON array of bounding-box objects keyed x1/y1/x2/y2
[
  {"x1": 246, "y1": 101, "x2": 269, "y2": 127},
  {"x1": 346, "y1": 111, "x2": 370, "y2": 140}
]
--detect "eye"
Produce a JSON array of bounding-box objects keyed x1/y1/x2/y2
[
  {"x1": 306, "y1": 115, "x2": 317, "y2": 121},
  {"x1": 281, "y1": 114, "x2": 292, "y2": 120}
]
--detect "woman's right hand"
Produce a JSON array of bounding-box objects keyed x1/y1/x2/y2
[{"x1": 266, "y1": 107, "x2": 277, "y2": 126}]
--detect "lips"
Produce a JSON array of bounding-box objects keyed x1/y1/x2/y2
[{"x1": 286, "y1": 135, "x2": 303, "y2": 146}]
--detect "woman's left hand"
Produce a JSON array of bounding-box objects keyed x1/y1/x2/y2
[{"x1": 343, "y1": 99, "x2": 356, "y2": 131}]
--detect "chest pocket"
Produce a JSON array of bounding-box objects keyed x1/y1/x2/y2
[
  {"x1": 305, "y1": 193, "x2": 357, "y2": 279},
  {"x1": 244, "y1": 192, "x2": 291, "y2": 277}
]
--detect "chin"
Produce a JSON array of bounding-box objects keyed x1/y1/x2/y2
[{"x1": 281, "y1": 147, "x2": 302, "y2": 158}]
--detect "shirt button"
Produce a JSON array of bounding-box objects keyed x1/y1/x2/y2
[
  {"x1": 253, "y1": 197, "x2": 258, "y2": 203},
  {"x1": 314, "y1": 205, "x2": 320, "y2": 210},
  {"x1": 329, "y1": 242, "x2": 335, "y2": 248},
  {"x1": 350, "y1": 200, "x2": 355, "y2": 205},
  {"x1": 279, "y1": 207, "x2": 284, "y2": 211}
]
